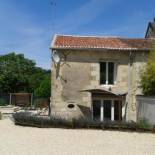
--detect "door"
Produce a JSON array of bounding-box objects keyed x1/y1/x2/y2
[
  {"x1": 92, "y1": 100, "x2": 101, "y2": 121},
  {"x1": 104, "y1": 100, "x2": 112, "y2": 121},
  {"x1": 92, "y1": 99, "x2": 122, "y2": 122},
  {"x1": 114, "y1": 100, "x2": 122, "y2": 121}
]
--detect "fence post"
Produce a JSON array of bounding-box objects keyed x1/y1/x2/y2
[
  {"x1": 9, "y1": 93, "x2": 12, "y2": 105},
  {"x1": 31, "y1": 93, "x2": 33, "y2": 108}
]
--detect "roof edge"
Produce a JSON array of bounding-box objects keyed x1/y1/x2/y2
[
  {"x1": 50, "y1": 34, "x2": 58, "y2": 49},
  {"x1": 52, "y1": 46, "x2": 151, "y2": 51}
]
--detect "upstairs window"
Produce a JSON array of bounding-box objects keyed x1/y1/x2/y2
[{"x1": 100, "y1": 62, "x2": 115, "y2": 85}]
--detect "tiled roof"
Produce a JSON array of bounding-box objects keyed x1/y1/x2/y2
[{"x1": 51, "y1": 35, "x2": 155, "y2": 51}]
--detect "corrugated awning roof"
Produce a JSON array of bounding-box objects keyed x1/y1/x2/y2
[
  {"x1": 51, "y1": 35, "x2": 155, "y2": 51},
  {"x1": 82, "y1": 88, "x2": 127, "y2": 96}
]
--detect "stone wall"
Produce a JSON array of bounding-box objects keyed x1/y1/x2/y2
[{"x1": 51, "y1": 49, "x2": 148, "y2": 121}]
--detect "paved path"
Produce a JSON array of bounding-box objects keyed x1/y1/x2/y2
[{"x1": 0, "y1": 118, "x2": 155, "y2": 155}]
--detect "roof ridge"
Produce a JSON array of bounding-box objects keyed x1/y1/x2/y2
[{"x1": 55, "y1": 34, "x2": 121, "y2": 38}]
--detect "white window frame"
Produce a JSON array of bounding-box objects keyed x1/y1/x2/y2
[
  {"x1": 92, "y1": 98, "x2": 124, "y2": 122},
  {"x1": 100, "y1": 61, "x2": 117, "y2": 86}
]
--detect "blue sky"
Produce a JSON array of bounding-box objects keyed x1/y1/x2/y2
[{"x1": 0, "y1": 0, "x2": 155, "y2": 69}]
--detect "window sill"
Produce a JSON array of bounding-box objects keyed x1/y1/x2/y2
[{"x1": 100, "y1": 84, "x2": 116, "y2": 88}]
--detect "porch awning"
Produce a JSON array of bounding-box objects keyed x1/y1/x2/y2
[{"x1": 81, "y1": 88, "x2": 127, "y2": 97}]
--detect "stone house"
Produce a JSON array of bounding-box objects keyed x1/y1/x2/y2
[{"x1": 50, "y1": 35, "x2": 153, "y2": 122}]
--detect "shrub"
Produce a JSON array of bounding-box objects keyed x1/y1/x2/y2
[
  {"x1": 140, "y1": 50, "x2": 155, "y2": 95},
  {"x1": 13, "y1": 112, "x2": 152, "y2": 132},
  {"x1": 138, "y1": 119, "x2": 151, "y2": 130},
  {"x1": 13, "y1": 112, "x2": 73, "y2": 128}
]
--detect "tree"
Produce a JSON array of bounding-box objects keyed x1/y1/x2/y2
[
  {"x1": 0, "y1": 52, "x2": 50, "y2": 94},
  {"x1": 140, "y1": 49, "x2": 155, "y2": 95},
  {"x1": 34, "y1": 73, "x2": 51, "y2": 98}
]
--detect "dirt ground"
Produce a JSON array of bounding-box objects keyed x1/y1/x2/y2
[{"x1": 0, "y1": 118, "x2": 155, "y2": 155}]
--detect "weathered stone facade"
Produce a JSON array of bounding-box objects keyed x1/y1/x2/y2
[{"x1": 51, "y1": 49, "x2": 148, "y2": 122}]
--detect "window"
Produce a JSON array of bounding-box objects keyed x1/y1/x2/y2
[{"x1": 100, "y1": 62, "x2": 115, "y2": 85}]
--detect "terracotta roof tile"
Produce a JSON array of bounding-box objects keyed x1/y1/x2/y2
[{"x1": 51, "y1": 35, "x2": 155, "y2": 51}]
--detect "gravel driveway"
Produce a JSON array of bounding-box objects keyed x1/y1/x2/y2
[{"x1": 0, "y1": 118, "x2": 155, "y2": 155}]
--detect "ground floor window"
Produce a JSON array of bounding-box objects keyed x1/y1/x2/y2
[{"x1": 92, "y1": 99, "x2": 122, "y2": 121}]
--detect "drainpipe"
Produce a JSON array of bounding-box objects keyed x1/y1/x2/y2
[
  {"x1": 49, "y1": 50, "x2": 54, "y2": 116},
  {"x1": 127, "y1": 51, "x2": 132, "y2": 121}
]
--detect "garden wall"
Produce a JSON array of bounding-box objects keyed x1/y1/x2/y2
[{"x1": 137, "y1": 96, "x2": 155, "y2": 125}]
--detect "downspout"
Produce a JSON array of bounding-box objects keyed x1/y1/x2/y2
[
  {"x1": 126, "y1": 51, "x2": 132, "y2": 121},
  {"x1": 49, "y1": 49, "x2": 54, "y2": 116}
]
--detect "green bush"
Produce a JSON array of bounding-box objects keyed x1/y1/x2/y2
[
  {"x1": 140, "y1": 50, "x2": 155, "y2": 95},
  {"x1": 13, "y1": 112, "x2": 152, "y2": 132},
  {"x1": 138, "y1": 119, "x2": 151, "y2": 130},
  {"x1": 13, "y1": 112, "x2": 71, "y2": 128},
  {"x1": 0, "y1": 98, "x2": 8, "y2": 106}
]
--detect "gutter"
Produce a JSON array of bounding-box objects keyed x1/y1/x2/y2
[{"x1": 50, "y1": 46, "x2": 150, "y2": 52}]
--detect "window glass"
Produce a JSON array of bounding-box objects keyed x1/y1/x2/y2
[
  {"x1": 108, "y1": 62, "x2": 114, "y2": 84},
  {"x1": 100, "y1": 62, "x2": 106, "y2": 84}
]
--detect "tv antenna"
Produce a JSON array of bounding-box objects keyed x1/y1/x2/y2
[{"x1": 50, "y1": 0, "x2": 57, "y2": 33}]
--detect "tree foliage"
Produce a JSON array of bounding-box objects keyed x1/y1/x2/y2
[
  {"x1": 140, "y1": 50, "x2": 155, "y2": 95},
  {"x1": 34, "y1": 73, "x2": 51, "y2": 98},
  {"x1": 0, "y1": 53, "x2": 51, "y2": 97}
]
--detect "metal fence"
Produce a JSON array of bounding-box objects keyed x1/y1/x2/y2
[
  {"x1": 137, "y1": 96, "x2": 155, "y2": 125},
  {"x1": 0, "y1": 94, "x2": 10, "y2": 106}
]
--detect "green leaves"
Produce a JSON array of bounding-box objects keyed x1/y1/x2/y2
[
  {"x1": 0, "y1": 52, "x2": 51, "y2": 96},
  {"x1": 34, "y1": 73, "x2": 51, "y2": 98},
  {"x1": 141, "y1": 50, "x2": 155, "y2": 95}
]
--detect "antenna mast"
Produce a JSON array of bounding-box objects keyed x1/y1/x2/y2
[{"x1": 50, "y1": 0, "x2": 57, "y2": 34}]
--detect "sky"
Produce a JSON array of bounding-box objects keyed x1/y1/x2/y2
[{"x1": 0, "y1": 0, "x2": 155, "y2": 69}]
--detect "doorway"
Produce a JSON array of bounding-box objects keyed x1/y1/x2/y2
[
  {"x1": 92, "y1": 100, "x2": 101, "y2": 121},
  {"x1": 92, "y1": 99, "x2": 122, "y2": 121},
  {"x1": 104, "y1": 100, "x2": 111, "y2": 121}
]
